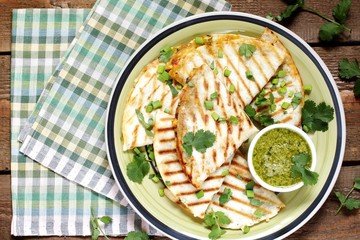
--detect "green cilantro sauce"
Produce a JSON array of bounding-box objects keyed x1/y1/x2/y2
[{"x1": 252, "y1": 128, "x2": 311, "y2": 187}]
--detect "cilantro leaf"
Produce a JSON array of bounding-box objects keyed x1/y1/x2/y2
[
  {"x1": 244, "y1": 105, "x2": 256, "y2": 119},
  {"x1": 291, "y1": 153, "x2": 319, "y2": 186},
  {"x1": 204, "y1": 211, "x2": 230, "y2": 240},
  {"x1": 126, "y1": 150, "x2": 150, "y2": 184},
  {"x1": 255, "y1": 113, "x2": 274, "y2": 127},
  {"x1": 275, "y1": 1, "x2": 303, "y2": 22},
  {"x1": 239, "y1": 44, "x2": 256, "y2": 58},
  {"x1": 250, "y1": 198, "x2": 263, "y2": 206},
  {"x1": 135, "y1": 109, "x2": 154, "y2": 137},
  {"x1": 354, "y1": 176, "x2": 360, "y2": 190},
  {"x1": 182, "y1": 129, "x2": 216, "y2": 156},
  {"x1": 333, "y1": 0, "x2": 352, "y2": 24},
  {"x1": 125, "y1": 231, "x2": 149, "y2": 240},
  {"x1": 339, "y1": 58, "x2": 360, "y2": 80},
  {"x1": 319, "y1": 22, "x2": 344, "y2": 41},
  {"x1": 158, "y1": 46, "x2": 174, "y2": 63},
  {"x1": 219, "y1": 187, "x2": 232, "y2": 205},
  {"x1": 344, "y1": 198, "x2": 360, "y2": 210},
  {"x1": 302, "y1": 100, "x2": 334, "y2": 133},
  {"x1": 335, "y1": 191, "x2": 346, "y2": 204},
  {"x1": 90, "y1": 207, "x2": 112, "y2": 240}
]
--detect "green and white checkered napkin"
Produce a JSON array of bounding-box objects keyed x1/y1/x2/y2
[{"x1": 12, "y1": 0, "x2": 231, "y2": 236}]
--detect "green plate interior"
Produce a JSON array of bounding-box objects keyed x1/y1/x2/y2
[{"x1": 108, "y1": 14, "x2": 342, "y2": 239}]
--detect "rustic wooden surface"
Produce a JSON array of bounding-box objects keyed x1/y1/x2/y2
[{"x1": 0, "y1": 0, "x2": 359, "y2": 239}]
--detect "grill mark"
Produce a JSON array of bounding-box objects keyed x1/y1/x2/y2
[
  {"x1": 213, "y1": 201, "x2": 256, "y2": 220},
  {"x1": 159, "y1": 148, "x2": 177, "y2": 155},
  {"x1": 257, "y1": 43, "x2": 276, "y2": 73},
  {"x1": 169, "y1": 180, "x2": 190, "y2": 186},
  {"x1": 228, "y1": 42, "x2": 253, "y2": 102},
  {"x1": 229, "y1": 195, "x2": 272, "y2": 214},
  {"x1": 164, "y1": 169, "x2": 185, "y2": 176},
  {"x1": 160, "y1": 137, "x2": 176, "y2": 143},
  {"x1": 163, "y1": 159, "x2": 180, "y2": 164},
  {"x1": 249, "y1": 47, "x2": 266, "y2": 90},
  {"x1": 187, "y1": 200, "x2": 211, "y2": 207},
  {"x1": 157, "y1": 127, "x2": 176, "y2": 132},
  {"x1": 269, "y1": 41, "x2": 283, "y2": 62},
  {"x1": 280, "y1": 115, "x2": 293, "y2": 123},
  {"x1": 212, "y1": 149, "x2": 217, "y2": 166},
  {"x1": 194, "y1": 87, "x2": 205, "y2": 118},
  {"x1": 252, "y1": 191, "x2": 283, "y2": 206},
  {"x1": 131, "y1": 125, "x2": 139, "y2": 148}
]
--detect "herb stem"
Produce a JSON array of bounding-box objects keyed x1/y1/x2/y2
[
  {"x1": 335, "y1": 187, "x2": 354, "y2": 215},
  {"x1": 302, "y1": 5, "x2": 352, "y2": 32}
]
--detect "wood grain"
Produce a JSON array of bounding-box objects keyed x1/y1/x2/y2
[
  {"x1": 1, "y1": 0, "x2": 360, "y2": 52},
  {"x1": 1, "y1": 167, "x2": 359, "y2": 240}
]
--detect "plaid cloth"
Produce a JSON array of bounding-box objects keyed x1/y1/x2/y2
[
  {"x1": 11, "y1": 8, "x2": 161, "y2": 236},
  {"x1": 18, "y1": 0, "x2": 231, "y2": 202},
  {"x1": 12, "y1": 0, "x2": 231, "y2": 236}
]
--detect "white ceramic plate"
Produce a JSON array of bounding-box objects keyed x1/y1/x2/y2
[{"x1": 106, "y1": 12, "x2": 346, "y2": 239}]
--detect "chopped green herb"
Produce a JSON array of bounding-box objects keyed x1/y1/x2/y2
[
  {"x1": 196, "y1": 189, "x2": 204, "y2": 199},
  {"x1": 195, "y1": 36, "x2": 204, "y2": 45},
  {"x1": 145, "y1": 104, "x2": 153, "y2": 113},
  {"x1": 246, "y1": 190, "x2": 255, "y2": 198},
  {"x1": 221, "y1": 170, "x2": 229, "y2": 176},
  {"x1": 158, "y1": 71, "x2": 170, "y2": 82},
  {"x1": 254, "y1": 209, "x2": 265, "y2": 219},
  {"x1": 250, "y1": 198, "x2": 263, "y2": 206},
  {"x1": 229, "y1": 116, "x2": 239, "y2": 124},
  {"x1": 255, "y1": 89, "x2": 271, "y2": 107},
  {"x1": 219, "y1": 187, "x2": 232, "y2": 205},
  {"x1": 281, "y1": 102, "x2": 290, "y2": 109},
  {"x1": 134, "y1": 147, "x2": 141, "y2": 155},
  {"x1": 159, "y1": 46, "x2": 174, "y2": 63},
  {"x1": 224, "y1": 69, "x2": 232, "y2": 77},
  {"x1": 182, "y1": 129, "x2": 216, "y2": 156},
  {"x1": 164, "y1": 108, "x2": 170, "y2": 114},
  {"x1": 277, "y1": 86, "x2": 287, "y2": 95},
  {"x1": 204, "y1": 100, "x2": 214, "y2": 110},
  {"x1": 210, "y1": 91, "x2": 218, "y2": 99},
  {"x1": 236, "y1": 174, "x2": 242, "y2": 180},
  {"x1": 210, "y1": 61, "x2": 215, "y2": 70},
  {"x1": 211, "y1": 112, "x2": 220, "y2": 121},
  {"x1": 246, "y1": 70, "x2": 254, "y2": 80},
  {"x1": 135, "y1": 109, "x2": 153, "y2": 136},
  {"x1": 151, "y1": 175, "x2": 160, "y2": 183},
  {"x1": 218, "y1": 48, "x2": 223, "y2": 58},
  {"x1": 246, "y1": 180, "x2": 255, "y2": 190},
  {"x1": 270, "y1": 103, "x2": 276, "y2": 112},
  {"x1": 218, "y1": 117, "x2": 227, "y2": 122},
  {"x1": 151, "y1": 100, "x2": 162, "y2": 109},
  {"x1": 158, "y1": 188, "x2": 165, "y2": 197},
  {"x1": 280, "y1": 81, "x2": 286, "y2": 87},
  {"x1": 165, "y1": 181, "x2": 171, "y2": 186},
  {"x1": 157, "y1": 65, "x2": 165, "y2": 74},
  {"x1": 272, "y1": 78, "x2": 279, "y2": 85},
  {"x1": 166, "y1": 80, "x2": 179, "y2": 96},
  {"x1": 243, "y1": 225, "x2": 250, "y2": 234},
  {"x1": 214, "y1": 68, "x2": 219, "y2": 75},
  {"x1": 291, "y1": 92, "x2": 302, "y2": 109},
  {"x1": 277, "y1": 69, "x2": 287, "y2": 78},
  {"x1": 176, "y1": 83, "x2": 183, "y2": 90},
  {"x1": 229, "y1": 84, "x2": 235, "y2": 93},
  {"x1": 239, "y1": 44, "x2": 256, "y2": 58},
  {"x1": 303, "y1": 85, "x2": 312, "y2": 94},
  {"x1": 291, "y1": 153, "x2": 319, "y2": 186},
  {"x1": 288, "y1": 90, "x2": 294, "y2": 98},
  {"x1": 188, "y1": 81, "x2": 194, "y2": 87}
]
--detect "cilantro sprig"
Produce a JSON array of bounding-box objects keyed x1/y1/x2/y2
[
  {"x1": 268, "y1": 0, "x2": 352, "y2": 41},
  {"x1": 126, "y1": 148, "x2": 150, "y2": 184},
  {"x1": 204, "y1": 211, "x2": 231, "y2": 240},
  {"x1": 301, "y1": 100, "x2": 334, "y2": 133},
  {"x1": 291, "y1": 153, "x2": 319, "y2": 186},
  {"x1": 90, "y1": 207, "x2": 112, "y2": 240},
  {"x1": 182, "y1": 129, "x2": 216, "y2": 156},
  {"x1": 125, "y1": 231, "x2": 150, "y2": 240},
  {"x1": 338, "y1": 58, "x2": 360, "y2": 97},
  {"x1": 219, "y1": 187, "x2": 232, "y2": 205},
  {"x1": 335, "y1": 176, "x2": 360, "y2": 215}
]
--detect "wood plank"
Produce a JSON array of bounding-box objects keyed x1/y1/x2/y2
[
  {"x1": 0, "y1": 55, "x2": 11, "y2": 172},
  {"x1": 1, "y1": 166, "x2": 359, "y2": 239},
  {"x1": 1, "y1": 0, "x2": 360, "y2": 52},
  {"x1": 230, "y1": 0, "x2": 360, "y2": 43},
  {"x1": 0, "y1": 0, "x2": 96, "y2": 52}
]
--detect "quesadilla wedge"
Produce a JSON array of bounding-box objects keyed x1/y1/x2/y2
[
  {"x1": 153, "y1": 111, "x2": 229, "y2": 218},
  {"x1": 167, "y1": 28, "x2": 287, "y2": 108},
  {"x1": 176, "y1": 64, "x2": 258, "y2": 189},
  {"x1": 122, "y1": 59, "x2": 180, "y2": 150},
  {"x1": 250, "y1": 51, "x2": 304, "y2": 127},
  {"x1": 206, "y1": 151, "x2": 285, "y2": 229}
]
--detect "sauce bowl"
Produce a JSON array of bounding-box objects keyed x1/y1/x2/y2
[{"x1": 247, "y1": 123, "x2": 317, "y2": 192}]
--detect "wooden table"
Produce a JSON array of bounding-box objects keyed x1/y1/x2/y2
[{"x1": 1, "y1": 0, "x2": 359, "y2": 239}]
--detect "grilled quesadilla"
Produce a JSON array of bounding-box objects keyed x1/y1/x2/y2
[
  {"x1": 153, "y1": 111, "x2": 229, "y2": 218},
  {"x1": 176, "y1": 64, "x2": 258, "y2": 189},
  {"x1": 167, "y1": 28, "x2": 287, "y2": 108},
  {"x1": 122, "y1": 59, "x2": 180, "y2": 150},
  {"x1": 206, "y1": 151, "x2": 285, "y2": 229}
]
